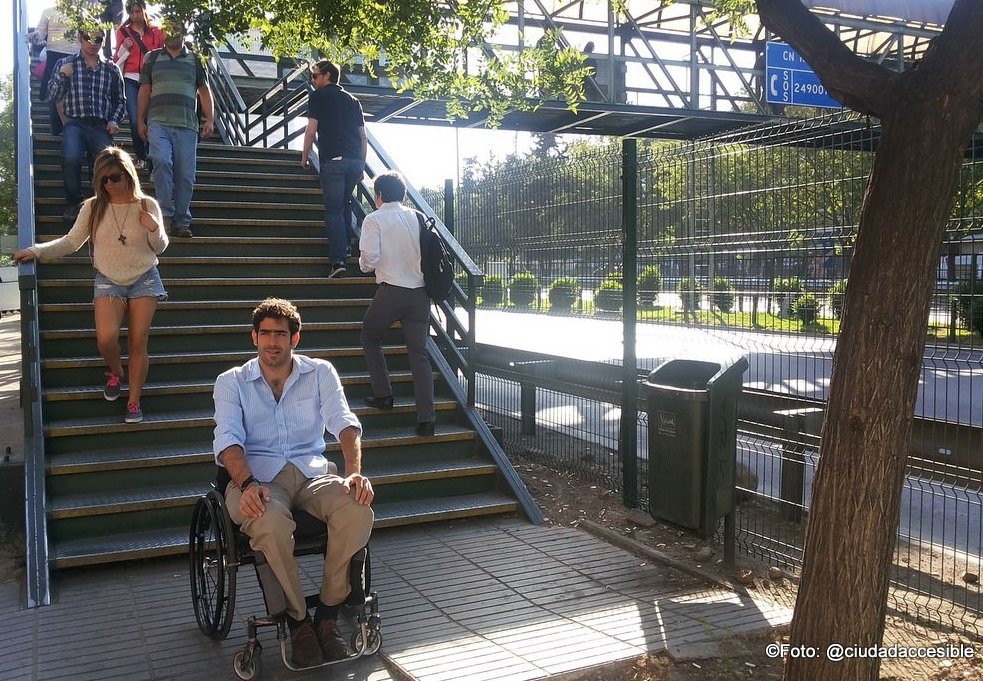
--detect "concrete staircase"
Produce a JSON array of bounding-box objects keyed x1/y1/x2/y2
[{"x1": 29, "y1": 87, "x2": 531, "y2": 569}]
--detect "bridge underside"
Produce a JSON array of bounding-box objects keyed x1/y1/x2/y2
[{"x1": 345, "y1": 85, "x2": 772, "y2": 139}]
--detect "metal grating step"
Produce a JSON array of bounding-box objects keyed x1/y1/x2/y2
[
  {"x1": 44, "y1": 398, "x2": 459, "y2": 437},
  {"x1": 47, "y1": 425, "x2": 474, "y2": 474},
  {"x1": 49, "y1": 482, "x2": 210, "y2": 519},
  {"x1": 373, "y1": 492, "x2": 520, "y2": 529}
]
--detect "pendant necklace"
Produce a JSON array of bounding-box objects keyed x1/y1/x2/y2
[{"x1": 110, "y1": 202, "x2": 134, "y2": 245}]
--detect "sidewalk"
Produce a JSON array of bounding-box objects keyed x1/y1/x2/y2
[
  {"x1": 0, "y1": 519, "x2": 791, "y2": 681},
  {"x1": 0, "y1": 311, "x2": 792, "y2": 681},
  {"x1": 0, "y1": 311, "x2": 24, "y2": 535}
]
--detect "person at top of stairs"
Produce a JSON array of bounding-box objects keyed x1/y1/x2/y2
[
  {"x1": 46, "y1": 27, "x2": 126, "y2": 223},
  {"x1": 113, "y1": 1, "x2": 164, "y2": 168},
  {"x1": 137, "y1": 15, "x2": 214, "y2": 239},
  {"x1": 301, "y1": 59, "x2": 367, "y2": 279},
  {"x1": 29, "y1": 4, "x2": 76, "y2": 136},
  {"x1": 14, "y1": 147, "x2": 168, "y2": 425},
  {"x1": 213, "y1": 297, "x2": 375, "y2": 667}
]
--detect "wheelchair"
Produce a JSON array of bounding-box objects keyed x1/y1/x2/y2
[{"x1": 188, "y1": 468, "x2": 382, "y2": 680}]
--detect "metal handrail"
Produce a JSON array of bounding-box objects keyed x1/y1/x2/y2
[
  {"x1": 206, "y1": 49, "x2": 484, "y2": 406},
  {"x1": 206, "y1": 47, "x2": 248, "y2": 146},
  {"x1": 14, "y1": 0, "x2": 50, "y2": 608}
]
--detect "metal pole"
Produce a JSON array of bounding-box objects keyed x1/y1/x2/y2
[
  {"x1": 443, "y1": 179, "x2": 455, "y2": 235},
  {"x1": 621, "y1": 139, "x2": 638, "y2": 509}
]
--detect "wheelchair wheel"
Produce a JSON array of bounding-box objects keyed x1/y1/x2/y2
[
  {"x1": 351, "y1": 622, "x2": 382, "y2": 656},
  {"x1": 233, "y1": 648, "x2": 261, "y2": 681},
  {"x1": 189, "y1": 489, "x2": 237, "y2": 640}
]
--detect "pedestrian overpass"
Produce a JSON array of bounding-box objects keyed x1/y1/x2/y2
[{"x1": 224, "y1": 0, "x2": 948, "y2": 140}]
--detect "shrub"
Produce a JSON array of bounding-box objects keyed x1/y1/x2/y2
[
  {"x1": 792, "y1": 293, "x2": 820, "y2": 325},
  {"x1": 970, "y1": 298, "x2": 983, "y2": 336},
  {"x1": 712, "y1": 276, "x2": 735, "y2": 313},
  {"x1": 480, "y1": 275, "x2": 503, "y2": 306},
  {"x1": 952, "y1": 280, "x2": 982, "y2": 330},
  {"x1": 677, "y1": 276, "x2": 702, "y2": 313},
  {"x1": 773, "y1": 276, "x2": 804, "y2": 317},
  {"x1": 828, "y1": 278, "x2": 848, "y2": 319},
  {"x1": 637, "y1": 265, "x2": 662, "y2": 307},
  {"x1": 508, "y1": 272, "x2": 539, "y2": 307},
  {"x1": 594, "y1": 278, "x2": 623, "y2": 312},
  {"x1": 548, "y1": 276, "x2": 579, "y2": 311}
]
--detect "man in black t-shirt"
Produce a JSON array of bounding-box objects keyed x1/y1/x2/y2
[{"x1": 301, "y1": 60, "x2": 367, "y2": 278}]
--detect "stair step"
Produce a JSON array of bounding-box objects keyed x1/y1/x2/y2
[
  {"x1": 42, "y1": 345, "x2": 407, "y2": 370},
  {"x1": 44, "y1": 399, "x2": 459, "y2": 437},
  {"x1": 40, "y1": 275, "x2": 375, "y2": 286},
  {"x1": 374, "y1": 492, "x2": 520, "y2": 529},
  {"x1": 51, "y1": 527, "x2": 189, "y2": 568},
  {"x1": 47, "y1": 426, "x2": 476, "y2": 475},
  {"x1": 43, "y1": 370, "x2": 421, "y2": 402},
  {"x1": 50, "y1": 492, "x2": 520, "y2": 568},
  {"x1": 42, "y1": 320, "x2": 373, "y2": 341},
  {"x1": 49, "y1": 482, "x2": 209, "y2": 519},
  {"x1": 35, "y1": 215, "x2": 327, "y2": 227}
]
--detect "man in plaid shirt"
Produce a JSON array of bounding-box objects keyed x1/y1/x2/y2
[{"x1": 48, "y1": 28, "x2": 126, "y2": 223}]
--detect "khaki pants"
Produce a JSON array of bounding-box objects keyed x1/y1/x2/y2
[{"x1": 226, "y1": 463, "x2": 374, "y2": 621}]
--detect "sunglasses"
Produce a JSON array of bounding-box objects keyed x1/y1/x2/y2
[
  {"x1": 102, "y1": 172, "x2": 124, "y2": 185},
  {"x1": 80, "y1": 33, "x2": 105, "y2": 45}
]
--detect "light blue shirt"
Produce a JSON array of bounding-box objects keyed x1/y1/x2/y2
[{"x1": 212, "y1": 354, "x2": 362, "y2": 482}]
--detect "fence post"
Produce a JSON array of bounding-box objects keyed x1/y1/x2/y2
[
  {"x1": 443, "y1": 179, "x2": 455, "y2": 235},
  {"x1": 778, "y1": 410, "x2": 807, "y2": 523},
  {"x1": 520, "y1": 383, "x2": 536, "y2": 436},
  {"x1": 621, "y1": 138, "x2": 639, "y2": 508}
]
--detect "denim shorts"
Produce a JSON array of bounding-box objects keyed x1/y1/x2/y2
[{"x1": 93, "y1": 266, "x2": 168, "y2": 302}]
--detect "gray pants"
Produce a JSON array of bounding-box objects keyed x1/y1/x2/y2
[
  {"x1": 226, "y1": 463, "x2": 374, "y2": 621},
  {"x1": 360, "y1": 283, "x2": 435, "y2": 423}
]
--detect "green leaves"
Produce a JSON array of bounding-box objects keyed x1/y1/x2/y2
[{"x1": 148, "y1": 0, "x2": 592, "y2": 126}]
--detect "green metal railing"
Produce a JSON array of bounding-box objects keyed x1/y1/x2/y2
[{"x1": 14, "y1": 0, "x2": 50, "y2": 609}]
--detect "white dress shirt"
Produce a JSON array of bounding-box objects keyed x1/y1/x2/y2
[{"x1": 359, "y1": 201, "x2": 426, "y2": 289}]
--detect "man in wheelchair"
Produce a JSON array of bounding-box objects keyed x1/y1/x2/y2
[{"x1": 212, "y1": 297, "x2": 375, "y2": 668}]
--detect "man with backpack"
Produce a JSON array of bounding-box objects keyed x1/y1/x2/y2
[{"x1": 358, "y1": 172, "x2": 436, "y2": 437}]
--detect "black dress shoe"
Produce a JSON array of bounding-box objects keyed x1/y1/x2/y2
[
  {"x1": 364, "y1": 395, "x2": 394, "y2": 409},
  {"x1": 415, "y1": 421, "x2": 435, "y2": 437}
]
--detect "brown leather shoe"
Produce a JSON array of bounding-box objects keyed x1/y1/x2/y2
[
  {"x1": 290, "y1": 620, "x2": 324, "y2": 667},
  {"x1": 314, "y1": 618, "x2": 350, "y2": 661}
]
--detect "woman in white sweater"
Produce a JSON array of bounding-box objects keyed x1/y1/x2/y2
[{"x1": 15, "y1": 147, "x2": 168, "y2": 424}]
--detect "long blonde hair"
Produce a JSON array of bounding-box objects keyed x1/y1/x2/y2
[{"x1": 86, "y1": 147, "x2": 147, "y2": 242}]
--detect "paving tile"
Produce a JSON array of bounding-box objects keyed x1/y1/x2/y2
[{"x1": 5, "y1": 518, "x2": 794, "y2": 681}]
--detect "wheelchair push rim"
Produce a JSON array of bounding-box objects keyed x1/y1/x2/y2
[{"x1": 189, "y1": 489, "x2": 238, "y2": 639}]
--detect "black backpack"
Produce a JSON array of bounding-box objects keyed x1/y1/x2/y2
[{"x1": 415, "y1": 211, "x2": 454, "y2": 303}]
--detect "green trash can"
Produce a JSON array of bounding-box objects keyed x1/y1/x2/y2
[{"x1": 645, "y1": 355, "x2": 749, "y2": 537}]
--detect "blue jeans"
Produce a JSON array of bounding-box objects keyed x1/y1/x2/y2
[
  {"x1": 319, "y1": 158, "x2": 365, "y2": 265},
  {"x1": 62, "y1": 119, "x2": 114, "y2": 206},
  {"x1": 148, "y1": 122, "x2": 198, "y2": 227},
  {"x1": 124, "y1": 79, "x2": 147, "y2": 161}
]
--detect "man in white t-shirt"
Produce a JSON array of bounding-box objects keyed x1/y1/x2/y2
[{"x1": 358, "y1": 172, "x2": 436, "y2": 436}]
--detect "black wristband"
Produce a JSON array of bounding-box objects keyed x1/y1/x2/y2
[{"x1": 239, "y1": 475, "x2": 257, "y2": 493}]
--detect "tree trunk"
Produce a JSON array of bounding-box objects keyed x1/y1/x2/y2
[
  {"x1": 745, "y1": 2, "x2": 983, "y2": 678},
  {"x1": 744, "y1": 2, "x2": 983, "y2": 676},
  {"x1": 784, "y1": 96, "x2": 970, "y2": 680}
]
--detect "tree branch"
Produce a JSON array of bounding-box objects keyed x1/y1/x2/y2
[{"x1": 754, "y1": 0, "x2": 896, "y2": 117}]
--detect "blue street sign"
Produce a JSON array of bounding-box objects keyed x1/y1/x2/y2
[{"x1": 765, "y1": 41, "x2": 842, "y2": 109}]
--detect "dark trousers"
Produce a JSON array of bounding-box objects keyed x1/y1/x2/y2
[
  {"x1": 319, "y1": 158, "x2": 365, "y2": 266},
  {"x1": 360, "y1": 284, "x2": 435, "y2": 423},
  {"x1": 62, "y1": 118, "x2": 113, "y2": 206}
]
